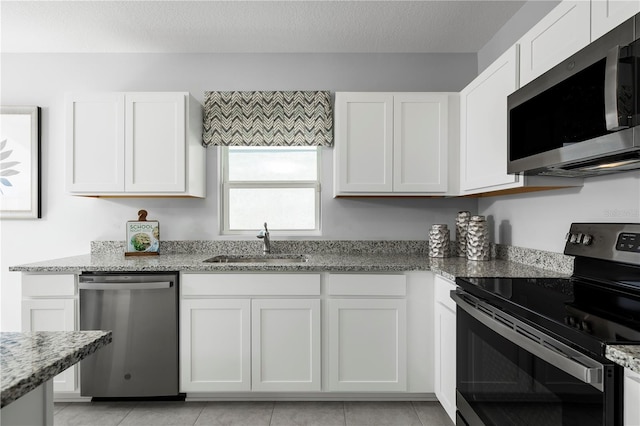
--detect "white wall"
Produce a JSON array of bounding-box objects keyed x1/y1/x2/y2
[
  {"x1": 480, "y1": 173, "x2": 640, "y2": 253},
  {"x1": 0, "y1": 52, "x2": 478, "y2": 331}
]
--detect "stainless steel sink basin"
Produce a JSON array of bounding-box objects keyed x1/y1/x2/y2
[{"x1": 204, "y1": 254, "x2": 309, "y2": 264}]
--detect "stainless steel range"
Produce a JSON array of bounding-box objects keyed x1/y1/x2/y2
[{"x1": 454, "y1": 223, "x2": 640, "y2": 426}]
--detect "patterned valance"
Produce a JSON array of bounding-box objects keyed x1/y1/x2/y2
[{"x1": 203, "y1": 91, "x2": 333, "y2": 147}]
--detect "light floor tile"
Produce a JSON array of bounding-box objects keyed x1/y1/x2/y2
[
  {"x1": 119, "y1": 401, "x2": 205, "y2": 426},
  {"x1": 194, "y1": 401, "x2": 274, "y2": 426},
  {"x1": 54, "y1": 401, "x2": 138, "y2": 426},
  {"x1": 411, "y1": 401, "x2": 454, "y2": 426},
  {"x1": 270, "y1": 401, "x2": 345, "y2": 426},
  {"x1": 54, "y1": 402, "x2": 70, "y2": 415},
  {"x1": 53, "y1": 400, "x2": 452, "y2": 426},
  {"x1": 344, "y1": 402, "x2": 422, "y2": 426}
]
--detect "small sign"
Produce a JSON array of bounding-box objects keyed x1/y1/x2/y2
[{"x1": 125, "y1": 210, "x2": 159, "y2": 256}]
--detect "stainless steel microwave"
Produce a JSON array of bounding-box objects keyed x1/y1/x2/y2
[{"x1": 508, "y1": 13, "x2": 640, "y2": 177}]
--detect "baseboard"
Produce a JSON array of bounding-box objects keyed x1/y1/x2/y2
[{"x1": 185, "y1": 392, "x2": 437, "y2": 402}]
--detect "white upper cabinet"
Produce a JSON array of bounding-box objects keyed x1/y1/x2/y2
[
  {"x1": 393, "y1": 94, "x2": 449, "y2": 193},
  {"x1": 65, "y1": 93, "x2": 125, "y2": 193},
  {"x1": 334, "y1": 93, "x2": 393, "y2": 193},
  {"x1": 460, "y1": 45, "x2": 521, "y2": 194},
  {"x1": 66, "y1": 92, "x2": 205, "y2": 197},
  {"x1": 591, "y1": 0, "x2": 640, "y2": 41},
  {"x1": 518, "y1": 1, "x2": 591, "y2": 87},
  {"x1": 334, "y1": 92, "x2": 450, "y2": 196}
]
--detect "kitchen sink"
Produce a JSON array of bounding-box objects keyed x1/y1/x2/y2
[{"x1": 203, "y1": 254, "x2": 309, "y2": 264}]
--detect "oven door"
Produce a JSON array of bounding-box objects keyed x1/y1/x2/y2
[{"x1": 453, "y1": 290, "x2": 622, "y2": 426}]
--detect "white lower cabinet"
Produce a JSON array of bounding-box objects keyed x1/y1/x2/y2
[
  {"x1": 21, "y1": 273, "x2": 78, "y2": 393},
  {"x1": 180, "y1": 271, "x2": 432, "y2": 396},
  {"x1": 625, "y1": 369, "x2": 640, "y2": 426},
  {"x1": 433, "y1": 275, "x2": 457, "y2": 423},
  {"x1": 251, "y1": 299, "x2": 321, "y2": 391},
  {"x1": 328, "y1": 298, "x2": 407, "y2": 391},
  {"x1": 180, "y1": 299, "x2": 251, "y2": 391},
  {"x1": 180, "y1": 273, "x2": 321, "y2": 393},
  {"x1": 327, "y1": 273, "x2": 409, "y2": 392}
]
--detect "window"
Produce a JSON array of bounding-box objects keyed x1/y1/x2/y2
[{"x1": 221, "y1": 147, "x2": 321, "y2": 234}]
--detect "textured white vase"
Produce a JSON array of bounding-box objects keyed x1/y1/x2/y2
[
  {"x1": 455, "y1": 211, "x2": 471, "y2": 257},
  {"x1": 429, "y1": 224, "x2": 450, "y2": 258},
  {"x1": 466, "y1": 215, "x2": 490, "y2": 261}
]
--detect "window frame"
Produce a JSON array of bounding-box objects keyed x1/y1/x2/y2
[{"x1": 220, "y1": 146, "x2": 322, "y2": 236}]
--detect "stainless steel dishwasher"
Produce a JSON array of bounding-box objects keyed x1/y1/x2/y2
[{"x1": 79, "y1": 272, "x2": 180, "y2": 398}]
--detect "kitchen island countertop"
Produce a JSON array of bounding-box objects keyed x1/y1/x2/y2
[{"x1": 0, "y1": 331, "x2": 112, "y2": 408}]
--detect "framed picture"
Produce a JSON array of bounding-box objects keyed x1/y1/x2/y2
[{"x1": 0, "y1": 106, "x2": 41, "y2": 219}]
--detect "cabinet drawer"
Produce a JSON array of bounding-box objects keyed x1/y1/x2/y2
[
  {"x1": 22, "y1": 274, "x2": 76, "y2": 297},
  {"x1": 182, "y1": 273, "x2": 321, "y2": 296},
  {"x1": 434, "y1": 275, "x2": 456, "y2": 312},
  {"x1": 327, "y1": 274, "x2": 406, "y2": 296}
]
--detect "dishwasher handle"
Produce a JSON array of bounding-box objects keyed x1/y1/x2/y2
[{"x1": 79, "y1": 281, "x2": 173, "y2": 291}]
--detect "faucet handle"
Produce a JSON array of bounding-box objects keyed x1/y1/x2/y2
[{"x1": 257, "y1": 222, "x2": 269, "y2": 238}]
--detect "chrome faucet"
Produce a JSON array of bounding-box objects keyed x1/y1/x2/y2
[{"x1": 257, "y1": 222, "x2": 271, "y2": 254}]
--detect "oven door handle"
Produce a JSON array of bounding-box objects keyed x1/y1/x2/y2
[{"x1": 452, "y1": 291, "x2": 604, "y2": 391}]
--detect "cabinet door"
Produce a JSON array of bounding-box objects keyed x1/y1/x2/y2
[
  {"x1": 334, "y1": 93, "x2": 394, "y2": 194},
  {"x1": 591, "y1": 0, "x2": 640, "y2": 41},
  {"x1": 393, "y1": 94, "x2": 448, "y2": 193},
  {"x1": 180, "y1": 299, "x2": 251, "y2": 392},
  {"x1": 434, "y1": 275, "x2": 456, "y2": 423},
  {"x1": 625, "y1": 369, "x2": 640, "y2": 426},
  {"x1": 460, "y1": 45, "x2": 521, "y2": 194},
  {"x1": 65, "y1": 93, "x2": 125, "y2": 192},
  {"x1": 328, "y1": 298, "x2": 407, "y2": 391},
  {"x1": 519, "y1": 1, "x2": 591, "y2": 86},
  {"x1": 22, "y1": 299, "x2": 77, "y2": 392},
  {"x1": 251, "y1": 299, "x2": 321, "y2": 391},
  {"x1": 125, "y1": 93, "x2": 186, "y2": 193}
]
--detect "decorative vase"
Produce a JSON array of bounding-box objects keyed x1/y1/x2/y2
[
  {"x1": 455, "y1": 211, "x2": 471, "y2": 257},
  {"x1": 466, "y1": 215, "x2": 490, "y2": 261},
  {"x1": 429, "y1": 224, "x2": 450, "y2": 258}
]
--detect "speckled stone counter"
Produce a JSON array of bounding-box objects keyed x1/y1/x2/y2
[
  {"x1": 606, "y1": 345, "x2": 640, "y2": 374},
  {"x1": 0, "y1": 331, "x2": 112, "y2": 408},
  {"x1": 9, "y1": 240, "x2": 573, "y2": 277}
]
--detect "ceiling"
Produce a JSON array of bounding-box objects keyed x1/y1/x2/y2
[{"x1": 1, "y1": 0, "x2": 527, "y2": 54}]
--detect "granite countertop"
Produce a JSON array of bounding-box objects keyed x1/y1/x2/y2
[
  {"x1": 0, "y1": 331, "x2": 112, "y2": 408},
  {"x1": 8, "y1": 251, "x2": 569, "y2": 278},
  {"x1": 606, "y1": 345, "x2": 640, "y2": 375}
]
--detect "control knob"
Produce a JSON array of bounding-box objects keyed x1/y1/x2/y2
[{"x1": 582, "y1": 234, "x2": 593, "y2": 245}]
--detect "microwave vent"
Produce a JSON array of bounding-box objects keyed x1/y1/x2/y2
[{"x1": 540, "y1": 151, "x2": 640, "y2": 177}]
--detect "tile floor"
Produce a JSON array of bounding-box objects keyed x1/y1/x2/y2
[{"x1": 53, "y1": 400, "x2": 455, "y2": 426}]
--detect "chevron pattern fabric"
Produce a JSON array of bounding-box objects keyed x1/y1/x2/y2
[{"x1": 203, "y1": 91, "x2": 333, "y2": 147}]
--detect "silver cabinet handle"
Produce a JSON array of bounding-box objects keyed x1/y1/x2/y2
[
  {"x1": 452, "y1": 290, "x2": 604, "y2": 391},
  {"x1": 79, "y1": 282, "x2": 172, "y2": 290}
]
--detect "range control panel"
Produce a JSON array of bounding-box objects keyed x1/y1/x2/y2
[
  {"x1": 564, "y1": 223, "x2": 640, "y2": 265},
  {"x1": 616, "y1": 232, "x2": 640, "y2": 253}
]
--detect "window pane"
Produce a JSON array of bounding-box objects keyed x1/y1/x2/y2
[
  {"x1": 228, "y1": 147, "x2": 318, "y2": 181},
  {"x1": 228, "y1": 188, "x2": 316, "y2": 230}
]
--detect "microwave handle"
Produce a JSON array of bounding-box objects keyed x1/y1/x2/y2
[{"x1": 604, "y1": 45, "x2": 630, "y2": 131}]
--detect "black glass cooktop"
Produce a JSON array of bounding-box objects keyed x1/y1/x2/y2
[{"x1": 455, "y1": 276, "x2": 640, "y2": 359}]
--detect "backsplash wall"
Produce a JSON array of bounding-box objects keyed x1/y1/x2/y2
[{"x1": 1, "y1": 52, "x2": 477, "y2": 331}]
